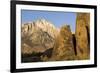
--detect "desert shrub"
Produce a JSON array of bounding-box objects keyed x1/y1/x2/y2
[{"x1": 41, "y1": 55, "x2": 49, "y2": 61}]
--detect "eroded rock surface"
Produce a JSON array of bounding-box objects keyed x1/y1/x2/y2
[{"x1": 75, "y1": 13, "x2": 90, "y2": 59}]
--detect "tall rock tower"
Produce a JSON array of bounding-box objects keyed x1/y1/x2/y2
[
  {"x1": 51, "y1": 25, "x2": 76, "y2": 61},
  {"x1": 75, "y1": 13, "x2": 90, "y2": 59}
]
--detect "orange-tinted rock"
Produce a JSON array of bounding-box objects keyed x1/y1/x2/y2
[
  {"x1": 75, "y1": 13, "x2": 90, "y2": 59},
  {"x1": 51, "y1": 25, "x2": 76, "y2": 61}
]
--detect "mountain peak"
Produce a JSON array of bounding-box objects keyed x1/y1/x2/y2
[
  {"x1": 21, "y1": 18, "x2": 58, "y2": 54},
  {"x1": 33, "y1": 18, "x2": 58, "y2": 38}
]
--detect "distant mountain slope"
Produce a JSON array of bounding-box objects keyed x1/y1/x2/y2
[{"x1": 21, "y1": 19, "x2": 58, "y2": 54}]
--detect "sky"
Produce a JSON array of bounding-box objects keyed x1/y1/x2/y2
[{"x1": 21, "y1": 10, "x2": 77, "y2": 32}]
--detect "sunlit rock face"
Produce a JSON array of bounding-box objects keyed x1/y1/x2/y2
[
  {"x1": 75, "y1": 13, "x2": 90, "y2": 59},
  {"x1": 51, "y1": 25, "x2": 76, "y2": 61},
  {"x1": 21, "y1": 19, "x2": 58, "y2": 54}
]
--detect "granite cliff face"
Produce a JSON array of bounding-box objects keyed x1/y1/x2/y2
[
  {"x1": 75, "y1": 13, "x2": 90, "y2": 59},
  {"x1": 21, "y1": 19, "x2": 57, "y2": 54},
  {"x1": 21, "y1": 19, "x2": 58, "y2": 39}
]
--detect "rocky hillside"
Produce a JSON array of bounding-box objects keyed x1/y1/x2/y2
[{"x1": 21, "y1": 19, "x2": 57, "y2": 54}]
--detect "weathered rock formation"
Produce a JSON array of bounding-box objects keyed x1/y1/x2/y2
[
  {"x1": 75, "y1": 13, "x2": 90, "y2": 59},
  {"x1": 51, "y1": 25, "x2": 76, "y2": 61}
]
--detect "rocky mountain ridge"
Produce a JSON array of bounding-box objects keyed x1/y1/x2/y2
[{"x1": 21, "y1": 19, "x2": 58, "y2": 54}]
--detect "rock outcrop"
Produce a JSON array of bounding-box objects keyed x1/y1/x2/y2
[
  {"x1": 75, "y1": 13, "x2": 90, "y2": 59},
  {"x1": 51, "y1": 25, "x2": 76, "y2": 61}
]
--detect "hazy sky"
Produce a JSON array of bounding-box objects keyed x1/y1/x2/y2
[{"x1": 21, "y1": 10, "x2": 77, "y2": 32}]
